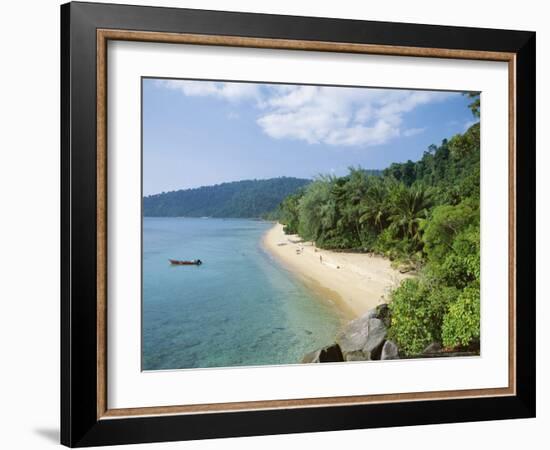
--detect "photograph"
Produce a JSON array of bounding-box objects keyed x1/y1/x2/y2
[{"x1": 141, "y1": 78, "x2": 481, "y2": 371}]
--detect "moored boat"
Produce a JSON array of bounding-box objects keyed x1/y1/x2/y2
[{"x1": 169, "y1": 259, "x2": 203, "y2": 266}]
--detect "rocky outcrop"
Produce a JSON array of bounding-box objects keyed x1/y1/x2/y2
[
  {"x1": 305, "y1": 303, "x2": 399, "y2": 363},
  {"x1": 301, "y1": 304, "x2": 478, "y2": 363},
  {"x1": 363, "y1": 318, "x2": 387, "y2": 360},
  {"x1": 381, "y1": 340, "x2": 399, "y2": 360},
  {"x1": 301, "y1": 343, "x2": 344, "y2": 363},
  {"x1": 335, "y1": 314, "x2": 371, "y2": 356},
  {"x1": 345, "y1": 351, "x2": 367, "y2": 362},
  {"x1": 375, "y1": 303, "x2": 391, "y2": 328},
  {"x1": 318, "y1": 343, "x2": 344, "y2": 362},
  {"x1": 301, "y1": 349, "x2": 321, "y2": 363}
]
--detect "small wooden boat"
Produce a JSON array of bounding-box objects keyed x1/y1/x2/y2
[{"x1": 169, "y1": 259, "x2": 202, "y2": 266}]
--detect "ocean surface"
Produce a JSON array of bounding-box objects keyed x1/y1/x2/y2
[{"x1": 142, "y1": 217, "x2": 344, "y2": 370}]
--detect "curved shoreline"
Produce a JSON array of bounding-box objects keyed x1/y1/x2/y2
[{"x1": 262, "y1": 223, "x2": 409, "y2": 318}]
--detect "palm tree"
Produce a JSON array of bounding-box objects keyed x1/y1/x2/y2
[
  {"x1": 359, "y1": 178, "x2": 391, "y2": 231},
  {"x1": 298, "y1": 176, "x2": 334, "y2": 241},
  {"x1": 388, "y1": 184, "x2": 432, "y2": 242}
]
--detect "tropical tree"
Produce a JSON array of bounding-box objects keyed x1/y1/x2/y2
[
  {"x1": 358, "y1": 176, "x2": 393, "y2": 235},
  {"x1": 421, "y1": 199, "x2": 478, "y2": 263},
  {"x1": 297, "y1": 176, "x2": 334, "y2": 242},
  {"x1": 387, "y1": 184, "x2": 432, "y2": 243},
  {"x1": 332, "y1": 168, "x2": 370, "y2": 247},
  {"x1": 279, "y1": 191, "x2": 303, "y2": 234}
]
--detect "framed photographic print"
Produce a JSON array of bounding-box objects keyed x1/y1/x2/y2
[{"x1": 61, "y1": 1, "x2": 536, "y2": 447}]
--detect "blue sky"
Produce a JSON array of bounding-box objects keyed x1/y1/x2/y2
[{"x1": 143, "y1": 78, "x2": 477, "y2": 196}]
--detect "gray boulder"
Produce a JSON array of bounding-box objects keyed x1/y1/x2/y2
[
  {"x1": 381, "y1": 340, "x2": 399, "y2": 360},
  {"x1": 365, "y1": 308, "x2": 379, "y2": 320},
  {"x1": 301, "y1": 343, "x2": 344, "y2": 363},
  {"x1": 336, "y1": 307, "x2": 391, "y2": 360},
  {"x1": 318, "y1": 343, "x2": 344, "y2": 362},
  {"x1": 361, "y1": 303, "x2": 391, "y2": 328},
  {"x1": 375, "y1": 303, "x2": 391, "y2": 328},
  {"x1": 301, "y1": 349, "x2": 321, "y2": 363},
  {"x1": 336, "y1": 313, "x2": 372, "y2": 355},
  {"x1": 362, "y1": 318, "x2": 387, "y2": 360},
  {"x1": 344, "y1": 350, "x2": 368, "y2": 361}
]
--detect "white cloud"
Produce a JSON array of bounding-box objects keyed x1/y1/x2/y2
[
  {"x1": 158, "y1": 80, "x2": 450, "y2": 147},
  {"x1": 256, "y1": 87, "x2": 448, "y2": 147},
  {"x1": 157, "y1": 79, "x2": 261, "y2": 102}
]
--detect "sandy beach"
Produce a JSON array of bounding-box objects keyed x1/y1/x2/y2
[{"x1": 262, "y1": 223, "x2": 410, "y2": 319}]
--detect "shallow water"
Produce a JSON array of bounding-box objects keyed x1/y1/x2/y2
[{"x1": 142, "y1": 217, "x2": 343, "y2": 370}]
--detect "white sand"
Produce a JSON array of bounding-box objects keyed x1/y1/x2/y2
[{"x1": 262, "y1": 223, "x2": 409, "y2": 318}]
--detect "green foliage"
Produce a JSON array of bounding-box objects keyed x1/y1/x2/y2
[
  {"x1": 464, "y1": 92, "x2": 481, "y2": 118},
  {"x1": 389, "y1": 279, "x2": 458, "y2": 354},
  {"x1": 442, "y1": 283, "x2": 480, "y2": 348},
  {"x1": 437, "y1": 225, "x2": 480, "y2": 288},
  {"x1": 279, "y1": 191, "x2": 303, "y2": 234},
  {"x1": 422, "y1": 200, "x2": 478, "y2": 264},
  {"x1": 359, "y1": 176, "x2": 391, "y2": 231},
  {"x1": 448, "y1": 122, "x2": 480, "y2": 159},
  {"x1": 390, "y1": 204, "x2": 481, "y2": 354},
  {"x1": 143, "y1": 177, "x2": 310, "y2": 218},
  {"x1": 387, "y1": 183, "x2": 432, "y2": 243},
  {"x1": 385, "y1": 160, "x2": 416, "y2": 186},
  {"x1": 297, "y1": 176, "x2": 335, "y2": 242},
  {"x1": 331, "y1": 168, "x2": 371, "y2": 248}
]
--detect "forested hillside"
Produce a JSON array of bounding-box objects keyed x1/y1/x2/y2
[
  {"x1": 278, "y1": 95, "x2": 481, "y2": 356},
  {"x1": 143, "y1": 177, "x2": 310, "y2": 218}
]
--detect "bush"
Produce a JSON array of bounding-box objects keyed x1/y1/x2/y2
[
  {"x1": 422, "y1": 200, "x2": 478, "y2": 264},
  {"x1": 374, "y1": 228, "x2": 419, "y2": 263},
  {"x1": 442, "y1": 283, "x2": 480, "y2": 348},
  {"x1": 389, "y1": 279, "x2": 458, "y2": 355},
  {"x1": 317, "y1": 234, "x2": 360, "y2": 250},
  {"x1": 428, "y1": 225, "x2": 480, "y2": 289}
]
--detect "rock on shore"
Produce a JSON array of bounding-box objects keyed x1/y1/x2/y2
[
  {"x1": 380, "y1": 340, "x2": 399, "y2": 360},
  {"x1": 302, "y1": 303, "x2": 400, "y2": 363},
  {"x1": 301, "y1": 343, "x2": 344, "y2": 363}
]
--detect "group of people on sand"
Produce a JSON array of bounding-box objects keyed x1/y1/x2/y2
[
  {"x1": 294, "y1": 244, "x2": 325, "y2": 265},
  {"x1": 287, "y1": 240, "x2": 342, "y2": 269}
]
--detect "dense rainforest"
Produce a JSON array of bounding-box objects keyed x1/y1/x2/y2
[
  {"x1": 277, "y1": 96, "x2": 481, "y2": 355},
  {"x1": 143, "y1": 177, "x2": 310, "y2": 218}
]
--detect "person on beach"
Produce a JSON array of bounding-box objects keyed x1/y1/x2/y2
[{"x1": 320, "y1": 255, "x2": 323, "y2": 264}]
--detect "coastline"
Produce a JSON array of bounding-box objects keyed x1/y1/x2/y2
[{"x1": 262, "y1": 223, "x2": 409, "y2": 319}]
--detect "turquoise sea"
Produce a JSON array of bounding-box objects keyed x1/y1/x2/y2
[{"x1": 142, "y1": 217, "x2": 344, "y2": 370}]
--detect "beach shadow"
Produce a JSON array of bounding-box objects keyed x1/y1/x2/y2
[{"x1": 34, "y1": 428, "x2": 59, "y2": 443}]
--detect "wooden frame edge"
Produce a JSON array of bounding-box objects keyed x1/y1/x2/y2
[
  {"x1": 97, "y1": 29, "x2": 108, "y2": 419},
  {"x1": 100, "y1": 387, "x2": 515, "y2": 419},
  {"x1": 508, "y1": 56, "x2": 517, "y2": 395},
  {"x1": 98, "y1": 29, "x2": 515, "y2": 61},
  {"x1": 95, "y1": 28, "x2": 517, "y2": 420}
]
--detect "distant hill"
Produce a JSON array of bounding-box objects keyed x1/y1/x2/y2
[{"x1": 143, "y1": 177, "x2": 311, "y2": 218}]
